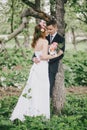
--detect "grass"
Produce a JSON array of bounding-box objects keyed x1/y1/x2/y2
[{"x1": 0, "y1": 94, "x2": 87, "y2": 130}]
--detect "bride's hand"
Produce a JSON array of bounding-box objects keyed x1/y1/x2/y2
[
  {"x1": 33, "y1": 57, "x2": 40, "y2": 64},
  {"x1": 40, "y1": 55, "x2": 44, "y2": 60}
]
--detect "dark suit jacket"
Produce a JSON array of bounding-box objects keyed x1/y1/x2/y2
[{"x1": 46, "y1": 33, "x2": 65, "y2": 73}]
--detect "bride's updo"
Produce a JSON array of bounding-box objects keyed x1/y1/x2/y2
[{"x1": 31, "y1": 20, "x2": 46, "y2": 48}]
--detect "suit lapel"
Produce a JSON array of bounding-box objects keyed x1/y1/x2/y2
[{"x1": 46, "y1": 33, "x2": 58, "y2": 44}]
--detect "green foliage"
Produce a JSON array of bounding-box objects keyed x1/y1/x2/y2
[
  {"x1": 0, "y1": 95, "x2": 87, "y2": 130},
  {"x1": 0, "y1": 96, "x2": 18, "y2": 117},
  {"x1": 63, "y1": 50, "x2": 87, "y2": 87},
  {"x1": 67, "y1": 0, "x2": 87, "y2": 15},
  {"x1": 65, "y1": 0, "x2": 87, "y2": 32},
  {"x1": 0, "y1": 48, "x2": 33, "y2": 88},
  {"x1": 50, "y1": 0, "x2": 56, "y2": 15},
  {"x1": 0, "y1": 46, "x2": 87, "y2": 88}
]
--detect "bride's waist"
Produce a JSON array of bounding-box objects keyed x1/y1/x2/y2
[
  {"x1": 40, "y1": 60, "x2": 48, "y2": 63},
  {"x1": 34, "y1": 60, "x2": 48, "y2": 65}
]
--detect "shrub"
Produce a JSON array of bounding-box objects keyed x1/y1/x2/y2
[{"x1": 63, "y1": 51, "x2": 87, "y2": 87}]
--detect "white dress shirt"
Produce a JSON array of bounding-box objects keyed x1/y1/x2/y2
[{"x1": 50, "y1": 32, "x2": 57, "y2": 43}]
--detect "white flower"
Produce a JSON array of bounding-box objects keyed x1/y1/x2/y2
[
  {"x1": 41, "y1": 28, "x2": 45, "y2": 32},
  {"x1": 0, "y1": 76, "x2": 6, "y2": 81}
]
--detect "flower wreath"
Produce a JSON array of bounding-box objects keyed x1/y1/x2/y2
[{"x1": 39, "y1": 20, "x2": 46, "y2": 32}]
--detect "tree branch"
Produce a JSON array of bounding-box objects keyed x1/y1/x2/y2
[
  {"x1": 0, "y1": 17, "x2": 28, "y2": 43},
  {"x1": 21, "y1": 7, "x2": 51, "y2": 22},
  {"x1": 0, "y1": 4, "x2": 52, "y2": 44},
  {"x1": 77, "y1": 17, "x2": 87, "y2": 24},
  {"x1": 21, "y1": 0, "x2": 36, "y2": 9}
]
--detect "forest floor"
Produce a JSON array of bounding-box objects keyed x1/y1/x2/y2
[{"x1": 0, "y1": 86, "x2": 87, "y2": 99}]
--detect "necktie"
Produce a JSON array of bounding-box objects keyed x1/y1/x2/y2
[{"x1": 50, "y1": 35, "x2": 53, "y2": 43}]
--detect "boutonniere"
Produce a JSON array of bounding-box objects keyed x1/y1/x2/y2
[{"x1": 49, "y1": 42, "x2": 63, "y2": 55}]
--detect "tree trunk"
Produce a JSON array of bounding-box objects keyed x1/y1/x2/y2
[
  {"x1": 14, "y1": 37, "x2": 26, "y2": 58},
  {"x1": 71, "y1": 27, "x2": 77, "y2": 50},
  {"x1": 52, "y1": 0, "x2": 66, "y2": 114},
  {"x1": 10, "y1": 0, "x2": 14, "y2": 33},
  {"x1": 52, "y1": 61, "x2": 65, "y2": 114},
  {"x1": 35, "y1": 0, "x2": 40, "y2": 24},
  {"x1": 56, "y1": 0, "x2": 65, "y2": 36}
]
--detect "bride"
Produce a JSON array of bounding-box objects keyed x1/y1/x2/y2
[{"x1": 10, "y1": 20, "x2": 58, "y2": 121}]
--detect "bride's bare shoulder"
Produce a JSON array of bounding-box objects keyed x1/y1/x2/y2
[
  {"x1": 36, "y1": 38, "x2": 48, "y2": 47},
  {"x1": 42, "y1": 39, "x2": 48, "y2": 44}
]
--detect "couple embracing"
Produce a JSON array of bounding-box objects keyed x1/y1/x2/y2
[{"x1": 10, "y1": 19, "x2": 65, "y2": 121}]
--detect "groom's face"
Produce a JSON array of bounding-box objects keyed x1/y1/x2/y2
[{"x1": 47, "y1": 25, "x2": 57, "y2": 35}]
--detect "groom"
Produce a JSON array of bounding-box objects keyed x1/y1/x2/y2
[
  {"x1": 33, "y1": 19, "x2": 65, "y2": 97},
  {"x1": 46, "y1": 19, "x2": 65, "y2": 97}
]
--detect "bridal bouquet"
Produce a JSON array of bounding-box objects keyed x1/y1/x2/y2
[{"x1": 49, "y1": 42, "x2": 59, "y2": 55}]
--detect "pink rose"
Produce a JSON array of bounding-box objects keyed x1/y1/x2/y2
[
  {"x1": 52, "y1": 42, "x2": 58, "y2": 49},
  {"x1": 39, "y1": 20, "x2": 46, "y2": 31}
]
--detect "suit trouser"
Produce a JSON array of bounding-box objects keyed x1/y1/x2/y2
[{"x1": 49, "y1": 71, "x2": 57, "y2": 97}]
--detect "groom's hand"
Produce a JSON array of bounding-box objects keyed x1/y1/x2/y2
[{"x1": 33, "y1": 57, "x2": 40, "y2": 64}]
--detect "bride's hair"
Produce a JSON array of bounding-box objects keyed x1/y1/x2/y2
[{"x1": 31, "y1": 24, "x2": 46, "y2": 48}]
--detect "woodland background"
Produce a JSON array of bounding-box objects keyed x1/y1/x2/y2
[{"x1": 0, "y1": 0, "x2": 87, "y2": 130}]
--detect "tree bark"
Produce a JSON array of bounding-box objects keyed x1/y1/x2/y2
[
  {"x1": 21, "y1": 8, "x2": 51, "y2": 21},
  {"x1": 35, "y1": 0, "x2": 40, "y2": 24},
  {"x1": 10, "y1": 0, "x2": 14, "y2": 33},
  {"x1": 56, "y1": 0, "x2": 65, "y2": 36},
  {"x1": 52, "y1": 61, "x2": 65, "y2": 114},
  {"x1": 52, "y1": 0, "x2": 66, "y2": 114}
]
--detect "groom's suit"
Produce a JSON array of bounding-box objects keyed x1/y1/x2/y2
[{"x1": 46, "y1": 33, "x2": 65, "y2": 97}]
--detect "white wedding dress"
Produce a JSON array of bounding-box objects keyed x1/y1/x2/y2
[{"x1": 10, "y1": 51, "x2": 50, "y2": 121}]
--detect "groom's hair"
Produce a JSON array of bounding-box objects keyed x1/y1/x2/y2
[{"x1": 47, "y1": 18, "x2": 57, "y2": 26}]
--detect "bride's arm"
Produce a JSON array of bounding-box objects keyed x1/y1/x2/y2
[{"x1": 40, "y1": 40, "x2": 58, "y2": 60}]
